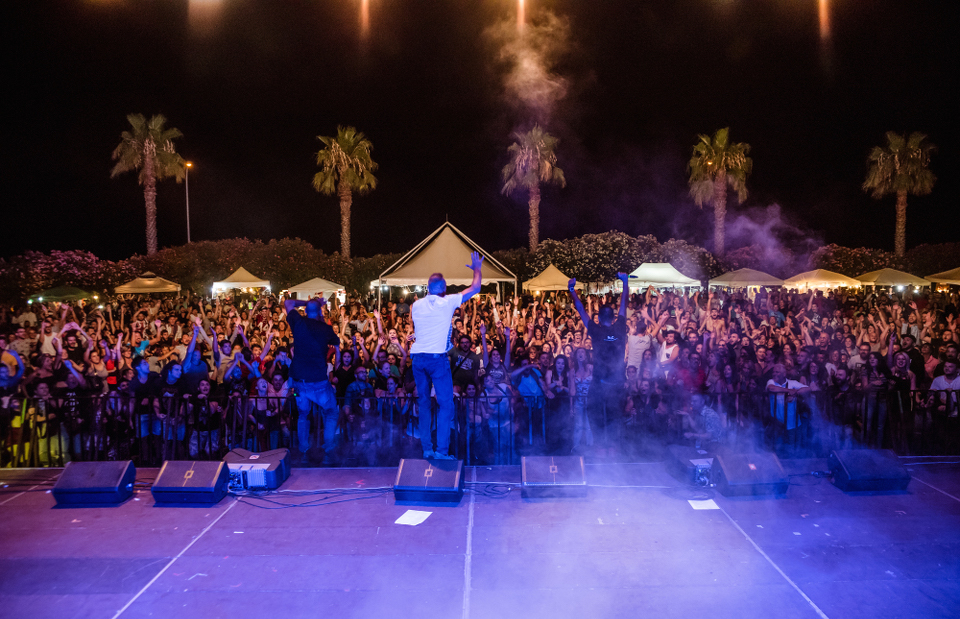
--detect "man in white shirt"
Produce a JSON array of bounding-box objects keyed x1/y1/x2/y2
[
  {"x1": 766, "y1": 363, "x2": 809, "y2": 432},
  {"x1": 929, "y1": 360, "x2": 960, "y2": 418},
  {"x1": 411, "y1": 252, "x2": 483, "y2": 459}
]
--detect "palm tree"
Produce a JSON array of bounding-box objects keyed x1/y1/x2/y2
[
  {"x1": 501, "y1": 125, "x2": 566, "y2": 252},
  {"x1": 863, "y1": 131, "x2": 936, "y2": 257},
  {"x1": 687, "y1": 127, "x2": 752, "y2": 257},
  {"x1": 111, "y1": 114, "x2": 186, "y2": 256},
  {"x1": 313, "y1": 126, "x2": 378, "y2": 259}
]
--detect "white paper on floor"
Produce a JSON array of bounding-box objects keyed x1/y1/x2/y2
[
  {"x1": 688, "y1": 499, "x2": 720, "y2": 510},
  {"x1": 395, "y1": 510, "x2": 432, "y2": 525}
]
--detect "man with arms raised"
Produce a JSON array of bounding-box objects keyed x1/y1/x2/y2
[
  {"x1": 411, "y1": 252, "x2": 483, "y2": 459},
  {"x1": 284, "y1": 296, "x2": 341, "y2": 464}
]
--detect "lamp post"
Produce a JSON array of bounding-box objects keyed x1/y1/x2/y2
[{"x1": 185, "y1": 162, "x2": 193, "y2": 243}]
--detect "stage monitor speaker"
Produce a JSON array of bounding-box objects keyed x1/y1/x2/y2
[
  {"x1": 828, "y1": 449, "x2": 911, "y2": 492},
  {"x1": 223, "y1": 448, "x2": 291, "y2": 490},
  {"x1": 393, "y1": 458, "x2": 464, "y2": 503},
  {"x1": 712, "y1": 451, "x2": 789, "y2": 497},
  {"x1": 151, "y1": 461, "x2": 230, "y2": 504},
  {"x1": 52, "y1": 461, "x2": 136, "y2": 505},
  {"x1": 521, "y1": 455, "x2": 587, "y2": 498},
  {"x1": 666, "y1": 444, "x2": 715, "y2": 486}
]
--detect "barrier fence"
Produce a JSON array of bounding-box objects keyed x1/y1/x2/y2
[{"x1": 1, "y1": 388, "x2": 958, "y2": 468}]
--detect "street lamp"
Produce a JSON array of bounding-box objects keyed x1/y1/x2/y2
[{"x1": 185, "y1": 162, "x2": 193, "y2": 243}]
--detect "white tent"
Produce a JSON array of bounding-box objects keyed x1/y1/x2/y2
[
  {"x1": 212, "y1": 267, "x2": 270, "y2": 294},
  {"x1": 855, "y1": 268, "x2": 931, "y2": 287},
  {"x1": 927, "y1": 266, "x2": 960, "y2": 286},
  {"x1": 784, "y1": 269, "x2": 860, "y2": 290},
  {"x1": 710, "y1": 268, "x2": 784, "y2": 288},
  {"x1": 114, "y1": 272, "x2": 181, "y2": 294},
  {"x1": 287, "y1": 277, "x2": 345, "y2": 300},
  {"x1": 379, "y1": 222, "x2": 516, "y2": 287},
  {"x1": 627, "y1": 263, "x2": 699, "y2": 288},
  {"x1": 524, "y1": 264, "x2": 582, "y2": 292}
]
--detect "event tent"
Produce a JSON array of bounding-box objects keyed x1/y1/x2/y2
[
  {"x1": 523, "y1": 264, "x2": 582, "y2": 292},
  {"x1": 287, "y1": 277, "x2": 345, "y2": 300},
  {"x1": 212, "y1": 267, "x2": 270, "y2": 294},
  {"x1": 855, "y1": 268, "x2": 931, "y2": 287},
  {"x1": 28, "y1": 286, "x2": 95, "y2": 303},
  {"x1": 709, "y1": 268, "x2": 784, "y2": 288},
  {"x1": 114, "y1": 272, "x2": 181, "y2": 294},
  {"x1": 784, "y1": 269, "x2": 860, "y2": 290},
  {"x1": 926, "y1": 266, "x2": 960, "y2": 286},
  {"x1": 626, "y1": 263, "x2": 699, "y2": 288},
  {"x1": 378, "y1": 222, "x2": 516, "y2": 287}
]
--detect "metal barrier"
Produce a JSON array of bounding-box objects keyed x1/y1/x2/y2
[{"x1": 1, "y1": 388, "x2": 958, "y2": 468}]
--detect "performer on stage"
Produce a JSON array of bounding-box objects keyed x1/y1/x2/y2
[
  {"x1": 411, "y1": 251, "x2": 484, "y2": 459},
  {"x1": 283, "y1": 297, "x2": 341, "y2": 464}
]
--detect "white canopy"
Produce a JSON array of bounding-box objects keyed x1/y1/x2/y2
[
  {"x1": 114, "y1": 272, "x2": 181, "y2": 294},
  {"x1": 627, "y1": 263, "x2": 699, "y2": 288},
  {"x1": 524, "y1": 264, "x2": 582, "y2": 292},
  {"x1": 710, "y1": 268, "x2": 784, "y2": 288},
  {"x1": 288, "y1": 277, "x2": 345, "y2": 300},
  {"x1": 927, "y1": 266, "x2": 960, "y2": 286},
  {"x1": 855, "y1": 268, "x2": 931, "y2": 287},
  {"x1": 212, "y1": 267, "x2": 270, "y2": 293},
  {"x1": 379, "y1": 222, "x2": 516, "y2": 286},
  {"x1": 784, "y1": 269, "x2": 860, "y2": 290}
]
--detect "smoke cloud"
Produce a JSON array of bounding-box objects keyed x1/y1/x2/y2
[{"x1": 724, "y1": 204, "x2": 824, "y2": 277}]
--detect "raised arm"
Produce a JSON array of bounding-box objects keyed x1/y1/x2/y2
[
  {"x1": 460, "y1": 251, "x2": 484, "y2": 304},
  {"x1": 568, "y1": 279, "x2": 589, "y2": 326}
]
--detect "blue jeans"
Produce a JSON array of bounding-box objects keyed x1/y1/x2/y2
[
  {"x1": 294, "y1": 380, "x2": 339, "y2": 454},
  {"x1": 412, "y1": 353, "x2": 455, "y2": 456}
]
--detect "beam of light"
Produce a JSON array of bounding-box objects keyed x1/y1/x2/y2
[
  {"x1": 818, "y1": 0, "x2": 831, "y2": 40},
  {"x1": 360, "y1": 0, "x2": 370, "y2": 42},
  {"x1": 188, "y1": 0, "x2": 224, "y2": 37},
  {"x1": 518, "y1": 0, "x2": 525, "y2": 34}
]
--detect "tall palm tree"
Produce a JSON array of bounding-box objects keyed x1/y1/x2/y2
[
  {"x1": 687, "y1": 127, "x2": 752, "y2": 257},
  {"x1": 110, "y1": 114, "x2": 186, "y2": 256},
  {"x1": 863, "y1": 131, "x2": 936, "y2": 257},
  {"x1": 313, "y1": 126, "x2": 378, "y2": 259},
  {"x1": 501, "y1": 125, "x2": 566, "y2": 252}
]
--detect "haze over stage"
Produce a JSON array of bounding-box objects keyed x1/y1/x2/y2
[{"x1": 1, "y1": 461, "x2": 958, "y2": 619}]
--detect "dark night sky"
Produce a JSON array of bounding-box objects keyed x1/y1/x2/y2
[{"x1": 4, "y1": 0, "x2": 958, "y2": 261}]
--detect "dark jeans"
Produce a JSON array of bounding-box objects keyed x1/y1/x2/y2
[
  {"x1": 412, "y1": 353, "x2": 455, "y2": 456},
  {"x1": 587, "y1": 379, "x2": 623, "y2": 448}
]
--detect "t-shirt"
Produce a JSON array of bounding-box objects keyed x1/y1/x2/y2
[
  {"x1": 288, "y1": 311, "x2": 339, "y2": 383},
  {"x1": 410, "y1": 294, "x2": 464, "y2": 354},
  {"x1": 588, "y1": 320, "x2": 627, "y2": 382},
  {"x1": 450, "y1": 348, "x2": 481, "y2": 386},
  {"x1": 626, "y1": 333, "x2": 652, "y2": 369}
]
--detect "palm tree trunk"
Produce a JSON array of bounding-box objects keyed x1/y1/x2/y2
[
  {"x1": 895, "y1": 190, "x2": 907, "y2": 257},
  {"x1": 143, "y1": 150, "x2": 158, "y2": 256},
  {"x1": 712, "y1": 173, "x2": 727, "y2": 257},
  {"x1": 528, "y1": 183, "x2": 541, "y2": 252},
  {"x1": 339, "y1": 181, "x2": 353, "y2": 259}
]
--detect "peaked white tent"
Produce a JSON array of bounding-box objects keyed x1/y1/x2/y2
[
  {"x1": 524, "y1": 264, "x2": 582, "y2": 292},
  {"x1": 212, "y1": 267, "x2": 270, "y2": 294},
  {"x1": 114, "y1": 272, "x2": 181, "y2": 294},
  {"x1": 855, "y1": 268, "x2": 931, "y2": 287},
  {"x1": 626, "y1": 263, "x2": 699, "y2": 288},
  {"x1": 710, "y1": 268, "x2": 784, "y2": 288},
  {"x1": 927, "y1": 266, "x2": 960, "y2": 286},
  {"x1": 287, "y1": 277, "x2": 345, "y2": 300},
  {"x1": 784, "y1": 269, "x2": 860, "y2": 290},
  {"x1": 379, "y1": 222, "x2": 516, "y2": 289}
]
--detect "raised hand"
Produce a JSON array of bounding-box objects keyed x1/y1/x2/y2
[
  {"x1": 617, "y1": 272, "x2": 629, "y2": 282},
  {"x1": 467, "y1": 251, "x2": 484, "y2": 271},
  {"x1": 568, "y1": 278, "x2": 577, "y2": 289}
]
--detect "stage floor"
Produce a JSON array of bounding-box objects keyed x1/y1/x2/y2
[{"x1": 1, "y1": 458, "x2": 959, "y2": 619}]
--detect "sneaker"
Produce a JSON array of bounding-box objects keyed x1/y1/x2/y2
[
  {"x1": 433, "y1": 453, "x2": 457, "y2": 461},
  {"x1": 423, "y1": 450, "x2": 436, "y2": 459}
]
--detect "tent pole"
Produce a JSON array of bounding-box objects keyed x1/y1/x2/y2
[{"x1": 377, "y1": 280, "x2": 381, "y2": 311}]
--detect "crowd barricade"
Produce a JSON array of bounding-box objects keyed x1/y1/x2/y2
[{"x1": 1, "y1": 389, "x2": 958, "y2": 468}]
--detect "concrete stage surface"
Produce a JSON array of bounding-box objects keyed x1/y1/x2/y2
[{"x1": 1, "y1": 458, "x2": 959, "y2": 619}]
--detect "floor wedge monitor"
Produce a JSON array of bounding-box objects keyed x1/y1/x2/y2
[
  {"x1": 394, "y1": 458, "x2": 464, "y2": 503},
  {"x1": 829, "y1": 449, "x2": 911, "y2": 492},
  {"x1": 521, "y1": 455, "x2": 587, "y2": 498},
  {"x1": 711, "y1": 450, "x2": 789, "y2": 497},
  {"x1": 151, "y1": 461, "x2": 230, "y2": 504},
  {"x1": 52, "y1": 461, "x2": 136, "y2": 506}
]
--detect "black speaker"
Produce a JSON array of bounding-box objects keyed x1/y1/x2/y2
[
  {"x1": 223, "y1": 448, "x2": 291, "y2": 490},
  {"x1": 521, "y1": 455, "x2": 587, "y2": 498},
  {"x1": 711, "y1": 451, "x2": 789, "y2": 497},
  {"x1": 151, "y1": 461, "x2": 230, "y2": 504},
  {"x1": 52, "y1": 461, "x2": 136, "y2": 505},
  {"x1": 393, "y1": 458, "x2": 464, "y2": 503},
  {"x1": 829, "y1": 449, "x2": 911, "y2": 492},
  {"x1": 666, "y1": 444, "x2": 716, "y2": 486}
]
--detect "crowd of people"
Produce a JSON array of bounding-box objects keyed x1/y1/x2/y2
[{"x1": 1, "y1": 281, "x2": 958, "y2": 467}]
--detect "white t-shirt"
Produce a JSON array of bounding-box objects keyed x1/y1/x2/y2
[{"x1": 410, "y1": 293, "x2": 463, "y2": 354}]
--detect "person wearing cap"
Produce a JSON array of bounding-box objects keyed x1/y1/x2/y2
[{"x1": 283, "y1": 296, "x2": 340, "y2": 464}]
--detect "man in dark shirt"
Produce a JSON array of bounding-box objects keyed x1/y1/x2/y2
[
  {"x1": 449, "y1": 334, "x2": 481, "y2": 393},
  {"x1": 284, "y1": 297, "x2": 341, "y2": 464},
  {"x1": 570, "y1": 272, "x2": 629, "y2": 456}
]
